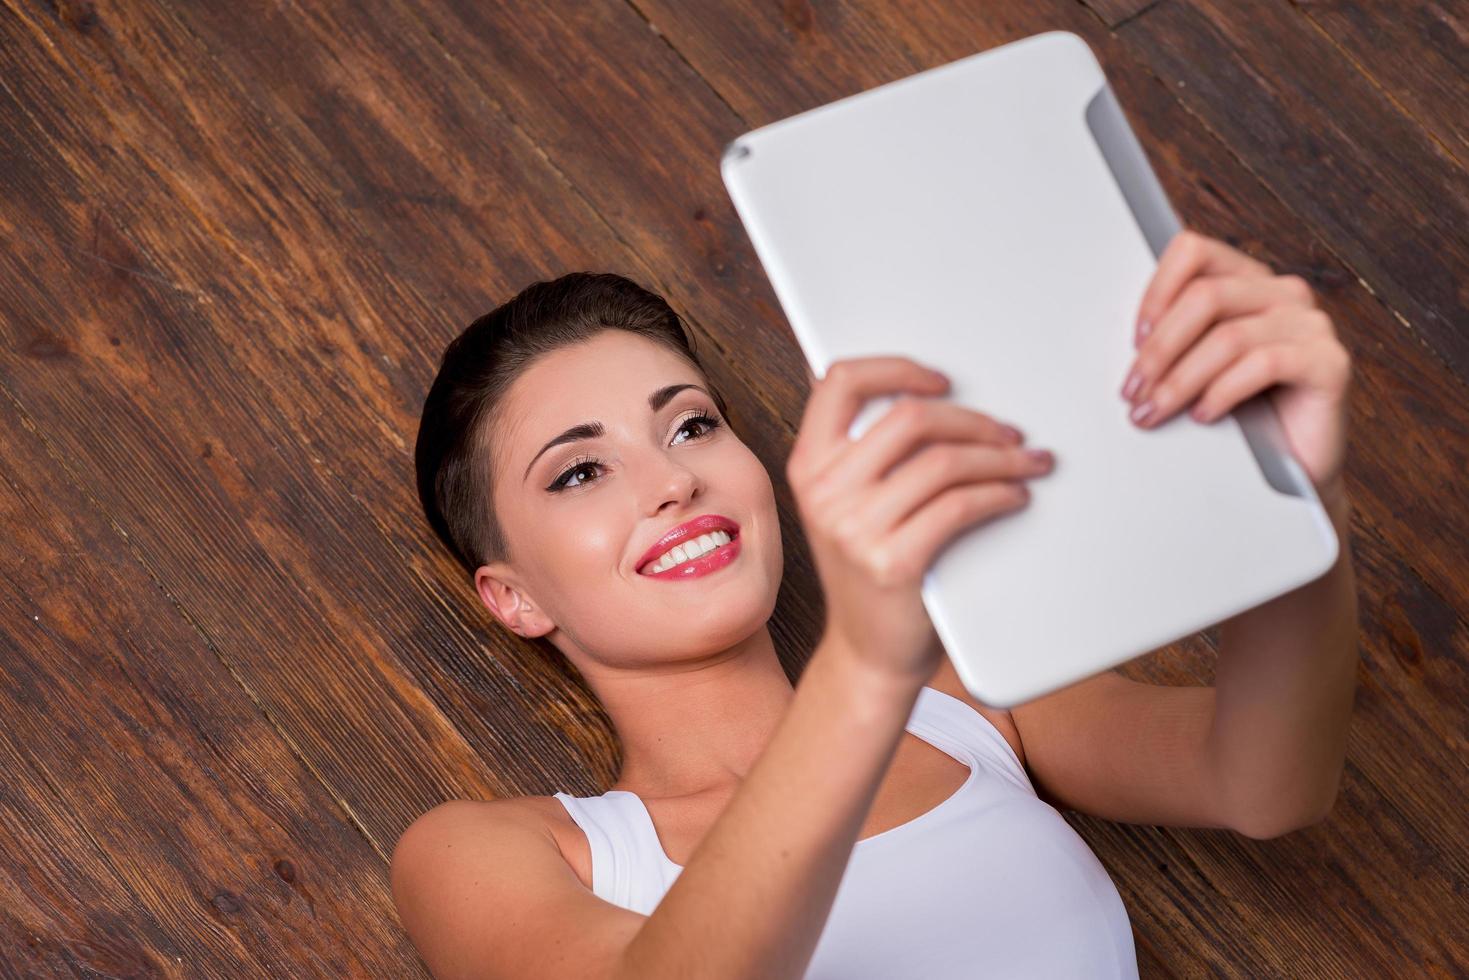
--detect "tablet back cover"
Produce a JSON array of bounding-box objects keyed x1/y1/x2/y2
[{"x1": 721, "y1": 31, "x2": 1339, "y2": 707}]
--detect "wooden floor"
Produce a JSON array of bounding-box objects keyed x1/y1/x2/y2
[{"x1": 2, "y1": 0, "x2": 1465, "y2": 975}]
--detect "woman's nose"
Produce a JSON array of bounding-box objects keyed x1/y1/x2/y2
[{"x1": 637, "y1": 451, "x2": 702, "y2": 512}]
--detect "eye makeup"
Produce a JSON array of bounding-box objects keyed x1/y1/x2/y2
[{"x1": 543, "y1": 408, "x2": 724, "y2": 493}]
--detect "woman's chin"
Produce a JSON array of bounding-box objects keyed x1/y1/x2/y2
[{"x1": 652, "y1": 584, "x2": 770, "y2": 637}]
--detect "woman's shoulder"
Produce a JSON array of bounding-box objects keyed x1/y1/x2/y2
[
  {"x1": 403, "y1": 792, "x2": 580, "y2": 824},
  {"x1": 512, "y1": 794, "x2": 597, "y2": 891},
  {"x1": 394, "y1": 795, "x2": 595, "y2": 892}
]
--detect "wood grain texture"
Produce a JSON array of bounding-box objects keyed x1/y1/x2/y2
[
  {"x1": 1078, "y1": 0, "x2": 1165, "y2": 29},
  {"x1": 1287, "y1": 0, "x2": 1468, "y2": 164},
  {"x1": 1, "y1": 0, "x2": 1464, "y2": 975},
  {"x1": 0, "y1": 397, "x2": 423, "y2": 974},
  {"x1": 1114, "y1": 0, "x2": 1469, "y2": 379}
]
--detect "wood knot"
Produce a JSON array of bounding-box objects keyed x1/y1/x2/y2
[
  {"x1": 780, "y1": 0, "x2": 813, "y2": 34},
  {"x1": 63, "y1": 933, "x2": 154, "y2": 975},
  {"x1": 55, "y1": 0, "x2": 98, "y2": 32},
  {"x1": 26, "y1": 329, "x2": 72, "y2": 359},
  {"x1": 210, "y1": 891, "x2": 242, "y2": 915}
]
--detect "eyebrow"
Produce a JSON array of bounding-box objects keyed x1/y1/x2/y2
[{"x1": 522, "y1": 383, "x2": 712, "y2": 484}]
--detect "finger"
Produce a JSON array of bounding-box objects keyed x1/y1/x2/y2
[
  {"x1": 1136, "y1": 229, "x2": 1273, "y2": 342},
  {"x1": 868, "y1": 481, "x2": 1031, "y2": 586},
  {"x1": 1123, "y1": 275, "x2": 1307, "y2": 407},
  {"x1": 820, "y1": 398, "x2": 1022, "y2": 490},
  {"x1": 793, "y1": 357, "x2": 949, "y2": 476},
  {"x1": 1125, "y1": 311, "x2": 1272, "y2": 427},
  {"x1": 1191, "y1": 329, "x2": 1352, "y2": 425},
  {"x1": 857, "y1": 442, "x2": 1053, "y2": 537},
  {"x1": 1186, "y1": 343, "x2": 1289, "y2": 425}
]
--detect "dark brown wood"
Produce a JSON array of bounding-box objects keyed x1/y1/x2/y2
[
  {"x1": 1114, "y1": 0, "x2": 1469, "y2": 380},
  {"x1": 0, "y1": 0, "x2": 1464, "y2": 975},
  {"x1": 1288, "y1": 0, "x2": 1468, "y2": 168},
  {"x1": 1078, "y1": 0, "x2": 1165, "y2": 29},
  {"x1": 0, "y1": 398, "x2": 423, "y2": 975}
]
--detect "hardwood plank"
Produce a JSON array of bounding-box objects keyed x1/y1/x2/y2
[
  {"x1": 1114, "y1": 0, "x2": 1469, "y2": 379},
  {"x1": 1077, "y1": 0, "x2": 1164, "y2": 29},
  {"x1": 0, "y1": 396, "x2": 425, "y2": 976},
  {"x1": 1290, "y1": 0, "x2": 1468, "y2": 164},
  {"x1": 0, "y1": 30, "x2": 517, "y2": 850},
  {"x1": 0, "y1": 755, "x2": 181, "y2": 976}
]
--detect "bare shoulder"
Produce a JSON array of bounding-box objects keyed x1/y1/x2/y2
[
  {"x1": 516, "y1": 794, "x2": 595, "y2": 889},
  {"x1": 394, "y1": 795, "x2": 546, "y2": 843},
  {"x1": 390, "y1": 797, "x2": 634, "y2": 980},
  {"x1": 394, "y1": 795, "x2": 592, "y2": 886},
  {"x1": 390, "y1": 798, "x2": 550, "y2": 890},
  {"x1": 923, "y1": 657, "x2": 1027, "y2": 767}
]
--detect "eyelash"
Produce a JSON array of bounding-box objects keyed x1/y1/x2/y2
[{"x1": 546, "y1": 411, "x2": 725, "y2": 493}]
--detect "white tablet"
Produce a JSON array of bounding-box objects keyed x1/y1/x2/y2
[{"x1": 720, "y1": 30, "x2": 1340, "y2": 707}]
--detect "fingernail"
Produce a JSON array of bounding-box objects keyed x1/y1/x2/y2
[
  {"x1": 1135, "y1": 319, "x2": 1152, "y2": 347},
  {"x1": 1001, "y1": 424, "x2": 1024, "y2": 444},
  {"x1": 1122, "y1": 370, "x2": 1143, "y2": 401},
  {"x1": 1130, "y1": 400, "x2": 1156, "y2": 425},
  {"x1": 1026, "y1": 448, "x2": 1053, "y2": 465}
]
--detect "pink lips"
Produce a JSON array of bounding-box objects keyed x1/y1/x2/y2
[
  {"x1": 641, "y1": 533, "x2": 741, "y2": 580},
  {"x1": 636, "y1": 514, "x2": 741, "y2": 577}
]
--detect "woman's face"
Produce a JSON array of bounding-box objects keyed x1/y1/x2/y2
[{"x1": 476, "y1": 330, "x2": 783, "y2": 668}]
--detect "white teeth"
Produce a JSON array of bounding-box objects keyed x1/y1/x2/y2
[{"x1": 647, "y1": 529, "x2": 733, "y2": 574}]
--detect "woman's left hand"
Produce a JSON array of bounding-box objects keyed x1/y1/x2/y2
[{"x1": 1120, "y1": 229, "x2": 1354, "y2": 503}]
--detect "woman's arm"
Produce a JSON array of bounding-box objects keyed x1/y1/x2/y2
[
  {"x1": 1207, "y1": 480, "x2": 1358, "y2": 838},
  {"x1": 1122, "y1": 229, "x2": 1359, "y2": 838},
  {"x1": 612, "y1": 356, "x2": 1044, "y2": 979},
  {"x1": 614, "y1": 636, "x2": 923, "y2": 980}
]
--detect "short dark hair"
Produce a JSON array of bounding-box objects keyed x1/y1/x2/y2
[{"x1": 414, "y1": 272, "x2": 728, "y2": 579}]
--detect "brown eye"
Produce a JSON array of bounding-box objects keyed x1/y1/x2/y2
[
  {"x1": 548, "y1": 456, "x2": 603, "y2": 492},
  {"x1": 546, "y1": 412, "x2": 722, "y2": 494},
  {"x1": 673, "y1": 412, "x2": 723, "y2": 445}
]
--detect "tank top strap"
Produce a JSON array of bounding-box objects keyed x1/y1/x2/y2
[
  {"x1": 552, "y1": 790, "x2": 677, "y2": 915},
  {"x1": 909, "y1": 685, "x2": 1035, "y2": 794}
]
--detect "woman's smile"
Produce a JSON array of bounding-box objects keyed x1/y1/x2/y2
[
  {"x1": 635, "y1": 513, "x2": 742, "y2": 576},
  {"x1": 640, "y1": 531, "x2": 742, "y2": 580}
]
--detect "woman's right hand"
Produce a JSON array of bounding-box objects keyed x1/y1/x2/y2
[{"x1": 786, "y1": 356, "x2": 1055, "y2": 685}]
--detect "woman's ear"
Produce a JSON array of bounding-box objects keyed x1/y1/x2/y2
[{"x1": 474, "y1": 563, "x2": 555, "y2": 638}]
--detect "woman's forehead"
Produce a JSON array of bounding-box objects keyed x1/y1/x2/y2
[
  {"x1": 516, "y1": 336, "x2": 699, "y2": 415},
  {"x1": 535, "y1": 330, "x2": 687, "y2": 381},
  {"x1": 493, "y1": 335, "x2": 705, "y2": 473}
]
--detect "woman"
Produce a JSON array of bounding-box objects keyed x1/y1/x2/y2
[{"x1": 393, "y1": 230, "x2": 1358, "y2": 979}]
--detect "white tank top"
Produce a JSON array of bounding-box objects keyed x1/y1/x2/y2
[{"x1": 554, "y1": 685, "x2": 1139, "y2": 978}]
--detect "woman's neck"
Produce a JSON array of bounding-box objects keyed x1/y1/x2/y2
[{"x1": 590, "y1": 627, "x2": 796, "y2": 801}]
